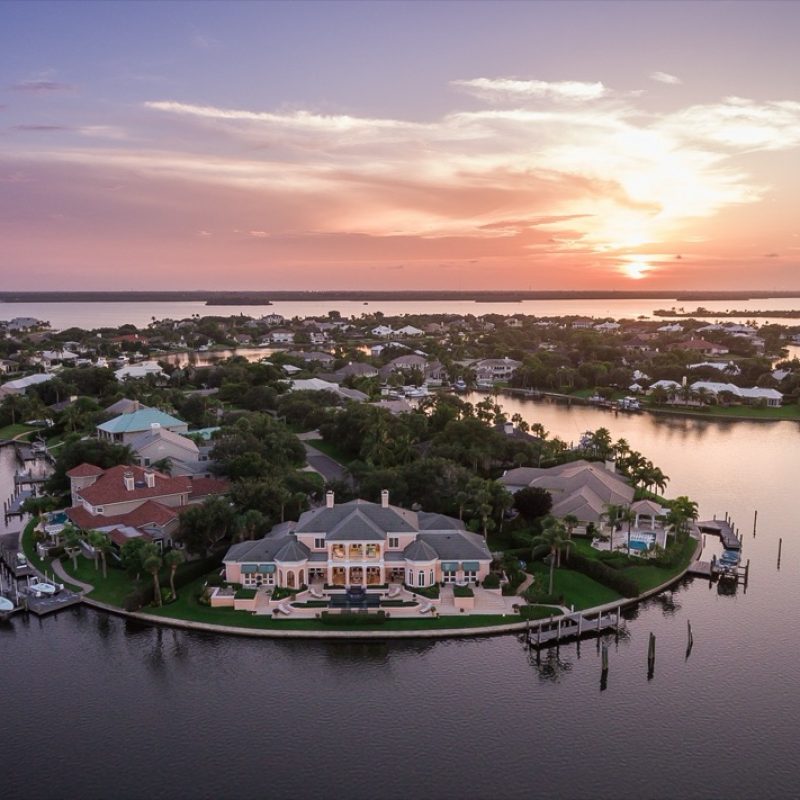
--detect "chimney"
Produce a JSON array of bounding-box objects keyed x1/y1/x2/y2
[
  {"x1": 144, "y1": 470, "x2": 155, "y2": 488},
  {"x1": 604, "y1": 460, "x2": 616, "y2": 473},
  {"x1": 150, "y1": 422, "x2": 161, "y2": 430},
  {"x1": 326, "y1": 490, "x2": 335, "y2": 509},
  {"x1": 503, "y1": 421, "x2": 514, "y2": 436},
  {"x1": 381, "y1": 489, "x2": 389, "y2": 508},
  {"x1": 123, "y1": 471, "x2": 135, "y2": 491}
]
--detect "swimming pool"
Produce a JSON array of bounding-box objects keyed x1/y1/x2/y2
[{"x1": 628, "y1": 533, "x2": 656, "y2": 552}]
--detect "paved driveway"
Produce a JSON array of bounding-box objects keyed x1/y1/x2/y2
[{"x1": 303, "y1": 442, "x2": 352, "y2": 485}]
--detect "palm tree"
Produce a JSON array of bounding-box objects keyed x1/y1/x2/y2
[
  {"x1": 163, "y1": 549, "x2": 184, "y2": 601},
  {"x1": 618, "y1": 505, "x2": 636, "y2": 553},
  {"x1": 601, "y1": 503, "x2": 624, "y2": 548},
  {"x1": 563, "y1": 514, "x2": 579, "y2": 540},
  {"x1": 87, "y1": 530, "x2": 112, "y2": 578},
  {"x1": 531, "y1": 518, "x2": 571, "y2": 595},
  {"x1": 667, "y1": 496, "x2": 699, "y2": 539},
  {"x1": 63, "y1": 524, "x2": 83, "y2": 571},
  {"x1": 142, "y1": 543, "x2": 163, "y2": 607}
]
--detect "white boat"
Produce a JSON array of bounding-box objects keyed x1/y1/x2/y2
[{"x1": 28, "y1": 579, "x2": 59, "y2": 596}]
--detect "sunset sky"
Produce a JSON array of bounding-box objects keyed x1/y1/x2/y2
[{"x1": 2, "y1": 0, "x2": 799, "y2": 291}]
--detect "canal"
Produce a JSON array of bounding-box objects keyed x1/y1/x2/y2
[{"x1": 2, "y1": 404, "x2": 799, "y2": 799}]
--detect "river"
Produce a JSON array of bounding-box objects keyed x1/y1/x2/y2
[
  {"x1": 2, "y1": 296, "x2": 800, "y2": 330},
  {"x1": 2, "y1": 406, "x2": 799, "y2": 799}
]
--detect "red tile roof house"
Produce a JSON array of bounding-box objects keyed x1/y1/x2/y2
[
  {"x1": 64, "y1": 463, "x2": 228, "y2": 550},
  {"x1": 668, "y1": 338, "x2": 730, "y2": 356}
]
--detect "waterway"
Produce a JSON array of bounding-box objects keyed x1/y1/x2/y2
[
  {"x1": 2, "y1": 406, "x2": 800, "y2": 799},
  {"x1": 3, "y1": 296, "x2": 800, "y2": 330}
]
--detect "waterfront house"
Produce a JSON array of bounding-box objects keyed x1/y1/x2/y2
[
  {"x1": 128, "y1": 427, "x2": 214, "y2": 477},
  {"x1": 472, "y1": 357, "x2": 522, "y2": 384},
  {"x1": 0, "y1": 372, "x2": 53, "y2": 399},
  {"x1": 97, "y1": 408, "x2": 188, "y2": 444},
  {"x1": 114, "y1": 361, "x2": 165, "y2": 381},
  {"x1": 269, "y1": 329, "x2": 295, "y2": 344},
  {"x1": 64, "y1": 463, "x2": 228, "y2": 548},
  {"x1": 500, "y1": 460, "x2": 634, "y2": 526},
  {"x1": 223, "y1": 491, "x2": 491, "y2": 590},
  {"x1": 371, "y1": 325, "x2": 394, "y2": 338}
]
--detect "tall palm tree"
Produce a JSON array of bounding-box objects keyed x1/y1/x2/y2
[
  {"x1": 532, "y1": 518, "x2": 571, "y2": 595},
  {"x1": 142, "y1": 543, "x2": 163, "y2": 607},
  {"x1": 601, "y1": 503, "x2": 624, "y2": 546},
  {"x1": 617, "y1": 505, "x2": 637, "y2": 553},
  {"x1": 563, "y1": 514, "x2": 579, "y2": 540},
  {"x1": 87, "y1": 530, "x2": 111, "y2": 578},
  {"x1": 63, "y1": 524, "x2": 83, "y2": 571},
  {"x1": 164, "y1": 549, "x2": 184, "y2": 601}
]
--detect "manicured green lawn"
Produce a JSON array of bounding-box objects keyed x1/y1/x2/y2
[
  {"x1": 0, "y1": 423, "x2": 36, "y2": 440},
  {"x1": 59, "y1": 556, "x2": 139, "y2": 606},
  {"x1": 143, "y1": 577, "x2": 521, "y2": 631},
  {"x1": 648, "y1": 403, "x2": 800, "y2": 421},
  {"x1": 528, "y1": 562, "x2": 623, "y2": 610},
  {"x1": 623, "y1": 535, "x2": 698, "y2": 592},
  {"x1": 20, "y1": 521, "x2": 84, "y2": 592}
]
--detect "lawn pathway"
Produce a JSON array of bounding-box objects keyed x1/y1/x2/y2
[{"x1": 51, "y1": 558, "x2": 94, "y2": 594}]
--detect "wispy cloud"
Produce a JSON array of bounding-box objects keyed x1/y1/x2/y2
[
  {"x1": 12, "y1": 124, "x2": 71, "y2": 132},
  {"x1": 10, "y1": 80, "x2": 74, "y2": 93},
  {"x1": 650, "y1": 71, "x2": 682, "y2": 85},
  {"x1": 191, "y1": 32, "x2": 220, "y2": 49},
  {"x1": 452, "y1": 77, "x2": 607, "y2": 102},
  {"x1": 7, "y1": 76, "x2": 800, "y2": 282}
]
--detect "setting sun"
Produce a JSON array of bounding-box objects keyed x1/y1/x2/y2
[{"x1": 621, "y1": 260, "x2": 651, "y2": 280}]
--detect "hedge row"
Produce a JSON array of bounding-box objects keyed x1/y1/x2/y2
[
  {"x1": 568, "y1": 552, "x2": 640, "y2": 597},
  {"x1": 124, "y1": 550, "x2": 225, "y2": 611},
  {"x1": 320, "y1": 611, "x2": 386, "y2": 626}
]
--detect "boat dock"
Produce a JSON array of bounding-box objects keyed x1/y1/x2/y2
[
  {"x1": 20, "y1": 583, "x2": 83, "y2": 615},
  {"x1": 698, "y1": 516, "x2": 741, "y2": 550},
  {"x1": 526, "y1": 608, "x2": 623, "y2": 648},
  {"x1": 3, "y1": 486, "x2": 35, "y2": 520},
  {"x1": 14, "y1": 469, "x2": 48, "y2": 487}
]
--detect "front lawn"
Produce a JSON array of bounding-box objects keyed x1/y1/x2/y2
[
  {"x1": 0, "y1": 423, "x2": 36, "y2": 440},
  {"x1": 59, "y1": 556, "x2": 137, "y2": 606},
  {"x1": 528, "y1": 562, "x2": 623, "y2": 610}
]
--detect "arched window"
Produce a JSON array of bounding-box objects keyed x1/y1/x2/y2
[
  {"x1": 429, "y1": 570, "x2": 434, "y2": 586},
  {"x1": 287, "y1": 571, "x2": 296, "y2": 589},
  {"x1": 299, "y1": 569, "x2": 305, "y2": 586},
  {"x1": 418, "y1": 570, "x2": 424, "y2": 587}
]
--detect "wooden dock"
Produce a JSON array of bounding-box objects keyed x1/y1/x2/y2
[
  {"x1": 526, "y1": 608, "x2": 623, "y2": 648},
  {"x1": 688, "y1": 560, "x2": 712, "y2": 577},
  {"x1": 21, "y1": 587, "x2": 83, "y2": 615},
  {"x1": 3, "y1": 486, "x2": 34, "y2": 519},
  {"x1": 14, "y1": 470, "x2": 48, "y2": 486},
  {"x1": 698, "y1": 518, "x2": 741, "y2": 550}
]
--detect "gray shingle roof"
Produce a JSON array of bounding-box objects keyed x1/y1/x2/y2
[
  {"x1": 274, "y1": 540, "x2": 310, "y2": 562},
  {"x1": 403, "y1": 539, "x2": 439, "y2": 562},
  {"x1": 295, "y1": 500, "x2": 417, "y2": 536},
  {"x1": 417, "y1": 531, "x2": 491, "y2": 561}
]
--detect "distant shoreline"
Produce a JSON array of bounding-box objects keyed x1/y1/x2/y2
[{"x1": 3, "y1": 289, "x2": 800, "y2": 304}]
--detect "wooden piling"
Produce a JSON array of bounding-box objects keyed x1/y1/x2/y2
[
  {"x1": 601, "y1": 642, "x2": 609, "y2": 673},
  {"x1": 778, "y1": 538, "x2": 783, "y2": 565},
  {"x1": 753, "y1": 509, "x2": 758, "y2": 537},
  {"x1": 687, "y1": 620, "x2": 693, "y2": 649},
  {"x1": 648, "y1": 632, "x2": 656, "y2": 664}
]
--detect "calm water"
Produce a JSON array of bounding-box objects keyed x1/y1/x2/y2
[
  {"x1": 3, "y1": 407, "x2": 800, "y2": 799},
  {"x1": 2, "y1": 296, "x2": 800, "y2": 330}
]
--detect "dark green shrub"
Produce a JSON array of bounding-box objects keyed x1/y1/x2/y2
[
  {"x1": 569, "y1": 552, "x2": 639, "y2": 597},
  {"x1": 404, "y1": 583, "x2": 440, "y2": 599},
  {"x1": 453, "y1": 584, "x2": 474, "y2": 598},
  {"x1": 482, "y1": 573, "x2": 501, "y2": 589},
  {"x1": 320, "y1": 611, "x2": 386, "y2": 626}
]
